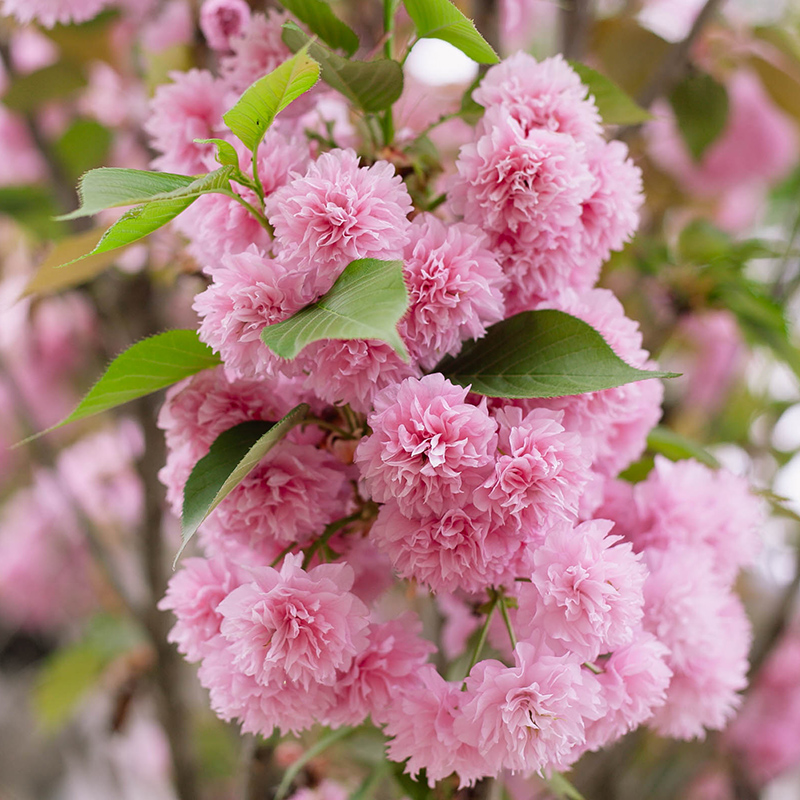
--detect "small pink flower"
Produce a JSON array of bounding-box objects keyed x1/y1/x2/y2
[
  {"x1": 449, "y1": 108, "x2": 594, "y2": 245},
  {"x1": 200, "y1": 0, "x2": 251, "y2": 51},
  {"x1": 643, "y1": 547, "x2": 752, "y2": 739},
  {"x1": 356, "y1": 374, "x2": 498, "y2": 516},
  {"x1": 518, "y1": 519, "x2": 647, "y2": 660},
  {"x1": 159, "y1": 556, "x2": 246, "y2": 662},
  {"x1": 584, "y1": 631, "x2": 673, "y2": 750},
  {"x1": 1, "y1": 0, "x2": 108, "y2": 27},
  {"x1": 400, "y1": 215, "x2": 506, "y2": 370},
  {"x1": 370, "y1": 500, "x2": 522, "y2": 594},
  {"x1": 385, "y1": 664, "x2": 491, "y2": 787},
  {"x1": 220, "y1": 10, "x2": 293, "y2": 94},
  {"x1": 145, "y1": 69, "x2": 231, "y2": 175},
  {"x1": 266, "y1": 149, "x2": 412, "y2": 301},
  {"x1": 298, "y1": 338, "x2": 420, "y2": 415},
  {"x1": 473, "y1": 52, "x2": 602, "y2": 142},
  {"x1": 456, "y1": 642, "x2": 603, "y2": 774},
  {"x1": 326, "y1": 615, "x2": 435, "y2": 727},
  {"x1": 194, "y1": 248, "x2": 309, "y2": 380},
  {"x1": 476, "y1": 405, "x2": 590, "y2": 532},
  {"x1": 218, "y1": 554, "x2": 370, "y2": 689}
]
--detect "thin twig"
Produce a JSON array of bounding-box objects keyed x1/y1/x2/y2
[
  {"x1": 559, "y1": 0, "x2": 593, "y2": 61},
  {"x1": 636, "y1": 0, "x2": 724, "y2": 110}
]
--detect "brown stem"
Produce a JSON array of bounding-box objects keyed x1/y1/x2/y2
[
  {"x1": 559, "y1": 0, "x2": 593, "y2": 61},
  {"x1": 472, "y1": 0, "x2": 500, "y2": 59},
  {"x1": 635, "y1": 0, "x2": 724, "y2": 109}
]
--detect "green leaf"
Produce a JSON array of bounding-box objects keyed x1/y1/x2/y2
[
  {"x1": 646, "y1": 426, "x2": 720, "y2": 468},
  {"x1": 401, "y1": 0, "x2": 498, "y2": 64},
  {"x1": 282, "y1": 23, "x2": 403, "y2": 112},
  {"x1": 669, "y1": 72, "x2": 729, "y2": 161},
  {"x1": 21, "y1": 226, "x2": 127, "y2": 298},
  {"x1": 34, "y1": 615, "x2": 143, "y2": 731},
  {"x1": 678, "y1": 219, "x2": 732, "y2": 264},
  {"x1": 747, "y1": 53, "x2": 800, "y2": 123},
  {"x1": 54, "y1": 119, "x2": 113, "y2": 182},
  {"x1": 261, "y1": 258, "x2": 409, "y2": 360},
  {"x1": 459, "y1": 74, "x2": 484, "y2": 124},
  {"x1": 0, "y1": 185, "x2": 65, "y2": 239},
  {"x1": 568, "y1": 61, "x2": 652, "y2": 124},
  {"x1": 178, "y1": 405, "x2": 309, "y2": 561},
  {"x1": 56, "y1": 168, "x2": 235, "y2": 265},
  {"x1": 437, "y1": 310, "x2": 676, "y2": 399},
  {"x1": 3, "y1": 62, "x2": 87, "y2": 113},
  {"x1": 193, "y1": 138, "x2": 241, "y2": 168},
  {"x1": 544, "y1": 773, "x2": 586, "y2": 800},
  {"x1": 223, "y1": 47, "x2": 320, "y2": 151},
  {"x1": 278, "y1": 0, "x2": 359, "y2": 56},
  {"x1": 20, "y1": 331, "x2": 221, "y2": 444},
  {"x1": 58, "y1": 168, "x2": 197, "y2": 220}
]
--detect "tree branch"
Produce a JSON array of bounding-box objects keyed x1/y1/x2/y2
[{"x1": 559, "y1": 0, "x2": 593, "y2": 61}]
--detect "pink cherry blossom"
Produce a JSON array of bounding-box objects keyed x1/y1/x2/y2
[
  {"x1": 517, "y1": 519, "x2": 647, "y2": 660},
  {"x1": 200, "y1": 0, "x2": 251, "y2": 51},
  {"x1": 456, "y1": 642, "x2": 603, "y2": 774},
  {"x1": 326, "y1": 615, "x2": 435, "y2": 727},
  {"x1": 355, "y1": 374, "x2": 498, "y2": 516},
  {"x1": 385, "y1": 664, "x2": 490, "y2": 787},
  {"x1": 159, "y1": 555, "x2": 246, "y2": 662},
  {"x1": 266, "y1": 149, "x2": 412, "y2": 300},
  {"x1": 584, "y1": 631, "x2": 673, "y2": 750},
  {"x1": 399, "y1": 214, "x2": 506, "y2": 370},
  {"x1": 473, "y1": 52, "x2": 602, "y2": 142},
  {"x1": 217, "y1": 554, "x2": 370, "y2": 689},
  {"x1": 1, "y1": 0, "x2": 108, "y2": 27}
]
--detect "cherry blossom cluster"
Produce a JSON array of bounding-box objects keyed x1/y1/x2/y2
[{"x1": 153, "y1": 20, "x2": 765, "y2": 787}]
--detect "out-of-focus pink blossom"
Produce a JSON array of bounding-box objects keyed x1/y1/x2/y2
[
  {"x1": 326, "y1": 615, "x2": 434, "y2": 726},
  {"x1": 643, "y1": 547, "x2": 751, "y2": 739},
  {"x1": 584, "y1": 631, "x2": 673, "y2": 750},
  {"x1": 141, "y1": 0, "x2": 193, "y2": 52},
  {"x1": 1, "y1": 0, "x2": 108, "y2": 27},
  {"x1": 145, "y1": 69, "x2": 231, "y2": 175},
  {"x1": 647, "y1": 70, "x2": 798, "y2": 231},
  {"x1": 200, "y1": 0, "x2": 251, "y2": 51}
]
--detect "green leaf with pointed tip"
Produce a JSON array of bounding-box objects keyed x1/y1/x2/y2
[
  {"x1": 278, "y1": 0, "x2": 359, "y2": 55},
  {"x1": 178, "y1": 405, "x2": 309, "y2": 562},
  {"x1": 669, "y1": 72, "x2": 729, "y2": 161},
  {"x1": 223, "y1": 47, "x2": 320, "y2": 151},
  {"x1": 437, "y1": 310, "x2": 676, "y2": 398},
  {"x1": 56, "y1": 168, "x2": 235, "y2": 266},
  {"x1": 282, "y1": 23, "x2": 403, "y2": 112},
  {"x1": 58, "y1": 168, "x2": 196, "y2": 220},
  {"x1": 19, "y1": 331, "x2": 221, "y2": 445},
  {"x1": 193, "y1": 138, "x2": 241, "y2": 168},
  {"x1": 261, "y1": 258, "x2": 409, "y2": 360},
  {"x1": 401, "y1": 0, "x2": 498, "y2": 64},
  {"x1": 568, "y1": 61, "x2": 653, "y2": 124},
  {"x1": 646, "y1": 426, "x2": 720, "y2": 468}
]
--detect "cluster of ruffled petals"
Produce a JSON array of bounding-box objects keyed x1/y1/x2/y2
[
  {"x1": 597, "y1": 455, "x2": 764, "y2": 583},
  {"x1": 146, "y1": 43, "x2": 767, "y2": 790},
  {"x1": 450, "y1": 53, "x2": 643, "y2": 306},
  {"x1": 517, "y1": 519, "x2": 647, "y2": 660},
  {"x1": 266, "y1": 148, "x2": 413, "y2": 300}
]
